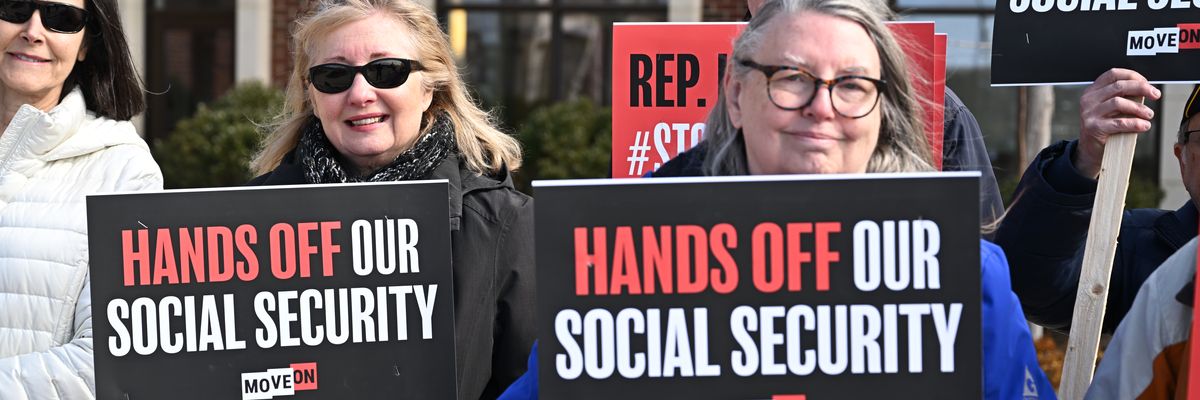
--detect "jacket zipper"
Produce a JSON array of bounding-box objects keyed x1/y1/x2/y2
[{"x1": 0, "y1": 121, "x2": 34, "y2": 185}]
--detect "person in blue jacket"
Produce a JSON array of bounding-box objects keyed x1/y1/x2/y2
[
  {"x1": 994, "y1": 77, "x2": 1199, "y2": 334},
  {"x1": 503, "y1": 0, "x2": 1054, "y2": 398}
]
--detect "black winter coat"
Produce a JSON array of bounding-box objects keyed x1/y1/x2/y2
[
  {"x1": 994, "y1": 140, "x2": 1198, "y2": 333},
  {"x1": 249, "y1": 151, "x2": 536, "y2": 400}
]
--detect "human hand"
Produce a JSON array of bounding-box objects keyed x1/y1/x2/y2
[{"x1": 1074, "y1": 68, "x2": 1161, "y2": 178}]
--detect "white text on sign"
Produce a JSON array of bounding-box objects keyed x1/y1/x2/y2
[{"x1": 627, "y1": 123, "x2": 706, "y2": 176}]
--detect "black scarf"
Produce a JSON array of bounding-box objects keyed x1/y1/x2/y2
[{"x1": 297, "y1": 113, "x2": 456, "y2": 183}]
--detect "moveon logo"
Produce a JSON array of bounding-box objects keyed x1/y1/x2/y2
[
  {"x1": 1127, "y1": 23, "x2": 1200, "y2": 56},
  {"x1": 241, "y1": 362, "x2": 318, "y2": 400}
]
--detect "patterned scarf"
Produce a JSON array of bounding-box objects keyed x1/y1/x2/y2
[{"x1": 298, "y1": 113, "x2": 456, "y2": 184}]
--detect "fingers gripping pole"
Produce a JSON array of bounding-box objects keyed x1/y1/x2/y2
[{"x1": 1058, "y1": 131, "x2": 1139, "y2": 400}]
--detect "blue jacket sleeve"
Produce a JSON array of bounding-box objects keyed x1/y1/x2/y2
[
  {"x1": 981, "y1": 241, "x2": 1056, "y2": 400},
  {"x1": 498, "y1": 342, "x2": 539, "y2": 400},
  {"x1": 942, "y1": 87, "x2": 1005, "y2": 227}
]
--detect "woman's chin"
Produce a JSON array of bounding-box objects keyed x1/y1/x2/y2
[
  {"x1": 791, "y1": 165, "x2": 836, "y2": 175},
  {"x1": 780, "y1": 154, "x2": 841, "y2": 175},
  {"x1": 339, "y1": 149, "x2": 398, "y2": 171},
  {"x1": 759, "y1": 161, "x2": 836, "y2": 176}
]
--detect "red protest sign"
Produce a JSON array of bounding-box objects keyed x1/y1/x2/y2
[
  {"x1": 888, "y1": 22, "x2": 943, "y2": 170},
  {"x1": 610, "y1": 22, "x2": 946, "y2": 178},
  {"x1": 611, "y1": 23, "x2": 743, "y2": 178},
  {"x1": 935, "y1": 33, "x2": 948, "y2": 168}
]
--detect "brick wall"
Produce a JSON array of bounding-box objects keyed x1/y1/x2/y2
[
  {"x1": 704, "y1": 0, "x2": 747, "y2": 22},
  {"x1": 271, "y1": 0, "x2": 310, "y2": 87}
]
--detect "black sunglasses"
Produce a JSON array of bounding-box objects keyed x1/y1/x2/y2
[
  {"x1": 0, "y1": 0, "x2": 89, "y2": 34},
  {"x1": 307, "y1": 58, "x2": 424, "y2": 94}
]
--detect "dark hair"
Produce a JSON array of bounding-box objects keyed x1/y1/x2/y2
[{"x1": 60, "y1": 0, "x2": 145, "y2": 121}]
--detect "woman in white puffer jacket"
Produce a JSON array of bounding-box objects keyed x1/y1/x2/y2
[{"x1": 0, "y1": 0, "x2": 162, "y2": 399}]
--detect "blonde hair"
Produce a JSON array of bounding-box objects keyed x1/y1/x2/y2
[
  {"x1": 703, "y1": 0, "x2": 934, "y2": 175},
  {"x1": 252, "y1": 0, "x2": 522, "y2": 175}
]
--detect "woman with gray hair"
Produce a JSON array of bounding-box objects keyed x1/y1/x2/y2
[
  {"x1": 654, "y1": 0, "x2": 1054, "y2": 397},
  {"x1": 499, "y1": 0, "x2": 1054, "y2": 398},
  {"x1": 653, "y1": 0, "x2": 931, "y2": 177}
]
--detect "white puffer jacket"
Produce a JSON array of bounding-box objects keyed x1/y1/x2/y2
[{"x1": 0, "y1": 89, "x2": 163, "y2": 400}]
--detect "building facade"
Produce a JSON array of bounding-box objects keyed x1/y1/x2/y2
[{"x1": 117, "y1": 0, "x2": 1189, "y2": 206}]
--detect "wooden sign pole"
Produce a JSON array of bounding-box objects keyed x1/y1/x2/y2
[{"x1": 1057, "y1": 130, "x2": 1139, "y2": 400}]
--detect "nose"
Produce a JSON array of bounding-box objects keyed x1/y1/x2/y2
[
  {"x1": 802, "y1": 84, "x2": 837, "y2": 120},
  {"x1": 345, "y1": 73, "x2": 376, "y2": 107},
  {"x1": 17, "y1": 11, "x2": 46, "y2": 42}
]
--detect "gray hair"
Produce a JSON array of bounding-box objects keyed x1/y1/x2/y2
[{"x1": 702, "y1": 0, "x2": 935, "y2": 175}]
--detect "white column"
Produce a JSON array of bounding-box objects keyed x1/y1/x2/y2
[
  {"x1": 668, "y1": 0, "x2": 703, "y2": 22},
  {"x1": 1159, "y1": 84, "x2": 1192, "y2": 209},
  {"x1": 236, "y1": 0, "x2": 272, "y2": 84},
  {"x1": 117, "y1": 0, "x2": 145, "y2": 132}
]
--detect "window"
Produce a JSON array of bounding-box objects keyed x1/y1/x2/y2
[
  {"x1": 145, "y1": 0, "x2": 236, "y2": 142},
  {"x1": 438, "y1": 0, "x2": 668, "y2": 127}
]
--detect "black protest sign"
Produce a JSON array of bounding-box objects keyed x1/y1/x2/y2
[
  {"x1": 993, "y1": 0, "x2": 1200, "y2": 85},
  {"x1": 87, "y1": 182, "x2": 457, "y2": 400},
  {"x1": 535, "y1": 174, "x2": 982, "y2": 399}
]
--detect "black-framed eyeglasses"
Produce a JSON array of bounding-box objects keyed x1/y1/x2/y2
[
  {"x1": 0, "y1": 0, "x2": 89, "y2": 34},
  {"x1": 739, "y1": 59, "x2": 886, "y2": 119},
  {"x1": 307, "y1": 58, "x2": 424, "y2": 94}
]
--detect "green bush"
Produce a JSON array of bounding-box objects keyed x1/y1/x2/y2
[
  {"x1": 154, "y1": 82, "x2": 284, "y2": 188},
  {"x1": 1125, "y1": 172, "x2": 1165, "y2": 210},
  {"x1": 514, "y1": 98, "x2": 612, "y2": 193}
]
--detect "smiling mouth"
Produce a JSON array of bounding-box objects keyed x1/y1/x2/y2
[
  {"x1": 9, "y1": 53, "x2": 49, "y2": 63},
  {"x1": 785, "y1": 131, "x2": 837, "y2": 141},
  {"x1": 347, "y1": 115, "x2": 388, "y2": 127}
]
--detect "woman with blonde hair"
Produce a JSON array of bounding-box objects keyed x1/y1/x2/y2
[{"x1": 249, "y1": 1, "x2": 533, "y2": 398}]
